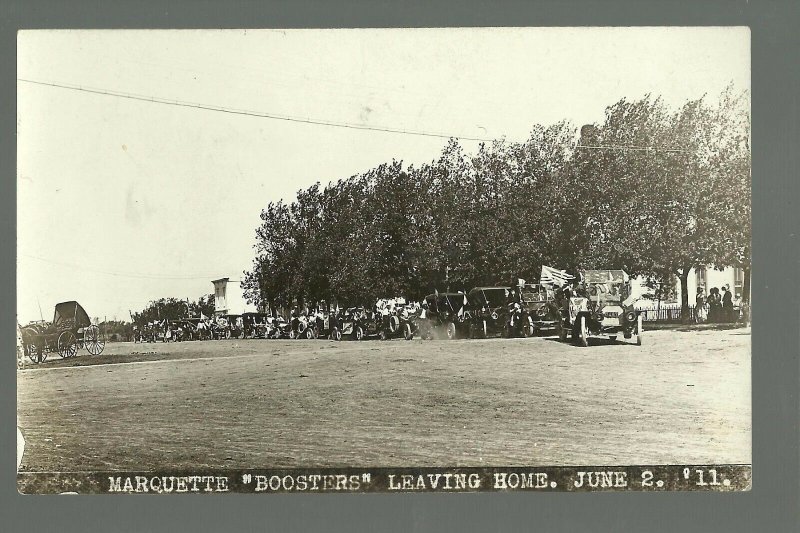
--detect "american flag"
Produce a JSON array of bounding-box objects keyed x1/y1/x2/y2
[{"x1": 540, "y1": 265, "x2": 575, "y2": 287}]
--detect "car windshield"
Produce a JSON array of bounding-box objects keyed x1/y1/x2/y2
[
  {"x1": 471, "y1": 289, "x2": 507, "y2": 308},
  {"x1": 586, "y1": 282, "x2": 624, "y2": 302},
  {"x1": 438, "y1": 295, "x2": 465, "y2": 312},
  {"x1": 521, "y1": 285, "x2": 552, "y2": 302}
]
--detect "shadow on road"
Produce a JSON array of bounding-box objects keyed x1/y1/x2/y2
[
  {"x1": 542, "y1": 336, "x2": 636, "y2": 347},
  {"x1": 660, "y1": 323, "x2": 750, "y2": 333}
]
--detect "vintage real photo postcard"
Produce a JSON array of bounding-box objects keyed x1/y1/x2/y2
[{"x1": 16, "y1": 27, "x2": 751, "y2": 493}]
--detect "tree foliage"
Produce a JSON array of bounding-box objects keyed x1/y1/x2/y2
[
  {"x1": 243, "y1": 88, "x2": 750, "y2": 318},
  {"x1": 131, "y1": 294, "x2": 215, "y2": 325}
]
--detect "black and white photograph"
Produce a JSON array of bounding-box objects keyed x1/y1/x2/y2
[{"x1": 16, "y1": 27, "x2": 751, "y2": 493}]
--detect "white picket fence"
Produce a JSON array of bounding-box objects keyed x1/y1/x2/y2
[{"x1": 634, "y1": 302, "x2": 689, "y2": 322}]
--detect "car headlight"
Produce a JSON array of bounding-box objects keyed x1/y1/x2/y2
[
  {"x1": 491, "y1": 312, "x2": 498, "y2": 320},
  {"x1": 537, "y1": 307, "x2": 548, "y2": 317},
  {"x1": 625, "y1": 311, "x2": 636, "y2": 322},
  {"x1": 595, "y1": 311, "x2": 604, "y2": 321}
]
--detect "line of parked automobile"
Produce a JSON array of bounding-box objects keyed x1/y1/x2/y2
[
  {"x1": 133, "y1": 271, "x2": 644, "y2": 347},
  {"x1": 132, "y1": 284, "x2": 558, "y2": 344}
]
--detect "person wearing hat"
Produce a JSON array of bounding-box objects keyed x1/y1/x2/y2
[
  {"x1": 695, "y1": 286, "x2": 708, "y2": 323},
  {"x1": 708, "y1": 287, "x2": 722, "y2": 323},
  {"x1": 722, "y1": 284, "x2": 734, "y2": 323}
]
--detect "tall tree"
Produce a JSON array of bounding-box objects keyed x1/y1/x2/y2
[
  {"x1": 570, "y1": 88, "x2": 750, "y2": 319},
  {"x1": 243, "y1": 89, "x2": 750, "y2": 319}
]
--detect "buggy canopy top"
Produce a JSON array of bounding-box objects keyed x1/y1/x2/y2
[{"x1": 53, "y1": 301, "x2": 91, "y2": 329}]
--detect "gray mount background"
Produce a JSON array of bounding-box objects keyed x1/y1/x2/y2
[{"x1": 2, "y1": 1, "x2": 797, "y2": 532}]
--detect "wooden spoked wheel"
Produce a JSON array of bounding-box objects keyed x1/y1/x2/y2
[
  {"x1": 57, "y1": 330, "x2": 78, "y2": 358},
  {"x1": 84, "y1": 325, "x2": 106, "y2": 355},
  {"x1": 23, "y1": 342, "x2": 39, "y2": 364},
  {"x1": 577, "y1": 316, "x2": 589, "y2": 347}
]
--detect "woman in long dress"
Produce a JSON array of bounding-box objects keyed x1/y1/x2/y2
[
  {"x1": 708, "y1": 287, "x2": 722, "y2": 323},
  {"x1": 695, "y1": 287, "x2": 708, "y2": 323},
  {"x1": 722, "y1": 284, "x2": 734, "y2": 322}
]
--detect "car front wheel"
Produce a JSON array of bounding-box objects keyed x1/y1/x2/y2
[
  {"x1": 558, "y1": 321, "x2": 568, "y2": 342},
  {"x1": 636, "y1": 315, "x2": 643, "y2": 346},
  {"x1": 577, "y1": 316, "x2": 589, "y2": 347},
  {"x1": 403, "y1": 323, "x2": 413, "y2": 340},
  {"x1": 445, "y1": 322, "x2": 456, "y2": 340},
  {"x1": 523, "y1": 319, "x2": 534, "y2": 338}
]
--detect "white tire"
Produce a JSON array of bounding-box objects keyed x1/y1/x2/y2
[
  {"x1": 636, "y1": 315, "x2": 643, "y2": 346},
  {"x1": 578, "y1": 316, "x2": 588, "y2": 347}
]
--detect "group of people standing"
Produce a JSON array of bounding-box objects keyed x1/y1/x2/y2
[{"x1": 695, "y1": 284, "x2": 739, "y2": 323}]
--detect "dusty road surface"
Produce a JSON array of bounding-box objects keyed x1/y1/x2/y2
[{"x1": 17, "y1": 327, "x2": 750, "y2": 471}]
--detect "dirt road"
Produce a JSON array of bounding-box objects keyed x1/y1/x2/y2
[{"x1": 17, "y1": 328, "x2": 751, "y2": 471}]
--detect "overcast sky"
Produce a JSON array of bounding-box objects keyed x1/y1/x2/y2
[{"x1": 17, "y1": 27, "x2": 749, "y2": 323}]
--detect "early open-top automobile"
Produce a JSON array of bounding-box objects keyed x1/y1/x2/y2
[
  {"x1": 420, "y1": 292, "x2": 470, "y2": 340},
  {"x1": 290, "y1": 312, "x2": 316, "y2": 339},
  {"x1": 375, "y1": 298, "x2": 416, "y2": 341},
  {"x1": 313, "y1": 308, "x2": 341, "y2": 340},
  {"x1": 164, "y1": 320, "x2": 187, "y2": 342},
  {"x1": 518, "y1": 283, "x2": 560, "y2": 336},
  {"x1": 222, "y1": 315, "x2": 244, "y2": 339},
  {"x1": 467, "y1": 286, "x2": 510, "y2": 338},
  {"x1": 397, "y1": 307, "x2": 420, "y2": 340},
  {"x1": 268, "y1": 316, "x2": 293, "y2": 339},
  {"x1": 241, "y1": 312, "x2": 272, "y2": 338},
  {"x1": 18, "y1": 301, "x2": 105, "y2": 363},
  {"x1": 555, "y1": 270, "x2": 643, "y2": 347},
  {"x1": 335, "y1": 307, "x2": 380, "y2": 340}
]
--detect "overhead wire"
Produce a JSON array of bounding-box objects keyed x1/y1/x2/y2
[
  {"x1": 575, "y1": 143, "x2": 689, "y2": 153},
  {"x1": 19, "y1": 78, "x2": 691, "y2": 153},
  {"x1": 21, "y1": 253, "x2": 224, "y2": 280},
  {"x1": 18, "y1": 78, "x2": 496, "y2": 142}
]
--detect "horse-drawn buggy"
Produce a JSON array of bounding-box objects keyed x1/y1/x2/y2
[{"x1": 18, "y1": 301, "x2": 105, "y2": 364}]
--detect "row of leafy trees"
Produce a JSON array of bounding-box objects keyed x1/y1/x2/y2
[
  {"x1": 130, "y1": 295, "x2": 215, "y2": 326},
  {"x1": 98, "y1": 320, "x2": 135, "y2": 342},
  {"x1": 243, "y1": 87, "x2": 750, "y2": 319}
]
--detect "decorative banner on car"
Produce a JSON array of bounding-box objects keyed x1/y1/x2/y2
[
  {"x1": 569, "y1": 297, "x2": 589, "y2": 321},
  {"x1": 540, "y1": 266, "x2": 575, "y2": 287},
  {"x1": 583, "y1": 270, "x2": 628, "y2": 284}
]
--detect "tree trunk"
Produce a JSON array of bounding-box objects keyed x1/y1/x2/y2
[
  {"x1": 678, "y1": 269, "x2": 690, "y2": 323},
  {"x1": 742, "y1": 266, "x2": 751, "y2": 304},
  {"x1": 742, "y1": 266, "x2": 751, "y2": 325},
  {"x1": 656, "y1": 296, "x2": 661, "y2": 322}
]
